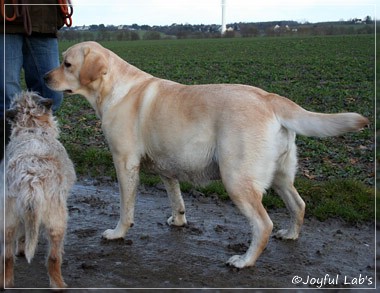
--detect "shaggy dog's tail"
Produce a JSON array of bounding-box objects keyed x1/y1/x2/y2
[
  {"x1": 269, "y1": 94, "x2": 369, "y2": 137},
  {"x1": 19, "y1": 182, "x2": 44, "y2": 264}
]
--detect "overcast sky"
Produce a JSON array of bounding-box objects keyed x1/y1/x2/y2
[{"x1": 72, "y1": 0, "x2": 376, "y2": 27}]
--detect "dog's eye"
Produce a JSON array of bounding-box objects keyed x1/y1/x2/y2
[{"x1": 64, "y1": 61, "x2": 72, "y2": 68}]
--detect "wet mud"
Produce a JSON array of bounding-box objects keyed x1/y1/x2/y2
[{"x1": 10, "y1": 182, "x2": 376, "y2": 289}]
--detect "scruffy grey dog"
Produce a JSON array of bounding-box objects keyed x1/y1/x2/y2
[{"x1": 2, "y1": 91, "x2": 76, "y2": 289}]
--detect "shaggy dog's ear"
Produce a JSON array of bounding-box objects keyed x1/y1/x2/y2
[
  {"x1": 38, "y1": 98, "x2": 53, "y2": 109},
  {"x1": 5, "y1": 108, "x2": 18, "y2": 121}
]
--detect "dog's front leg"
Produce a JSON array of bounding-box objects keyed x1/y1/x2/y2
[
  {"x1": 160, "y1": 176, "x2": 187, "y2": 226},
  {"x1": 102, "y1": 158, "x2": 139, "y2": 240}
]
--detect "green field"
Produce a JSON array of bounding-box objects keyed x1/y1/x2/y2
[{"x1": 56, "y1": 35, "x2": 375, "y2": 222}]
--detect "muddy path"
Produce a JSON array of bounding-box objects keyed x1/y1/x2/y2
[{"x1": 11, "y1": 182, "x2": 376, "y2": 289}]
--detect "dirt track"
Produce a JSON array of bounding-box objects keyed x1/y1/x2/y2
[{"x1": 11, "y1": 181, "x2": 376, "y2": 289}]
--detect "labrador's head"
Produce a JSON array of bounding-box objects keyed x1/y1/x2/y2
[{"x1": 44, "y1": 41, "x2": 108, "y2": 98}]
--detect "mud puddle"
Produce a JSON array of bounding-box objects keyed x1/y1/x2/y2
[{"x1": 10, "y1": 182, "x2": 376, "y2": 289}]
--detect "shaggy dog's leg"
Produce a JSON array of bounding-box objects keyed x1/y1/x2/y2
[
  {"x1": 46, "y1": 226, "x2": 67, "y2": 288},
  {"x1": 161, "y1": 176, "x2": 187, "y2": 226},
  {"x1": 4, "y1": 226, "x2": 16, "y2": 288},
  {"x1": 45, "y1": 202, "x2": 67, "y2": 288},
  {"x1": 4, "y1": 198, "x2": 18, "y2": 288},
  {"x1": 0, "y1": 255, "x2": 3, "y2": 289}
]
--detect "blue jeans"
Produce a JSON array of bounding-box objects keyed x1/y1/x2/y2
[{"x1": 0, "y1": 34, "x2": 63, "y2": 118}]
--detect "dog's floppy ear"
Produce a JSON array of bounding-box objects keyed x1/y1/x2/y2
[
  {"x1": 38, "y1": 98, "x2": 53, "y2": 109},
  {"x1": 79, "y1": 47, "x2": 108, "y2": 86},
  {"x1": 5, "y1": 108, "x2": 18, "y2": 121}
]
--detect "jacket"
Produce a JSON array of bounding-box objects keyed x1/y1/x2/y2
[{"x1": 0, "y1": 0, "x2": 68, "y2": 36}]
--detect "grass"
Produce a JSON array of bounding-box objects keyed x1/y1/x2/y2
[
  {"x1": 55, "y1": 35, "x2": 375, "y2": 223},
  {"x1": 137, "y1": 174, "x2": 375, "y2": 223},
  {"x1": 294, "y1": 178, "x2": 374, "y2": 222}
]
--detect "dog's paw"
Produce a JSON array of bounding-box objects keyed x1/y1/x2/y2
[
  {"x1": 4, "y1": 277, "x2": 14, "y2": 289},
  {"x1": 167, "y1": 215, "x2": 187, "y2": 226},
  {"x1": 102, "y1": 229, "x2": 125, "y2": 240},
  {"x1": 273, "y1": 229, "x2": 299, "y2": 240},
  {"x1": 50, "y1": 279, "x2": 67, "y2": 289},
  {"x1": 226, "y1": 254, "x2": 252, "y2": 268}
]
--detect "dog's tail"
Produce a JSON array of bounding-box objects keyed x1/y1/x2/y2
[
  {"x1": 268, "y1": 94, "x2": 369, "y2": 137},
  {"x1": 19, "y1": 181, "x2": 44, "y2": 264}
]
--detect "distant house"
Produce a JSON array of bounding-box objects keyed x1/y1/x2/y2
[
  {"x1": 118, "y1": 25, "x2": 128, "y2": 30},
  {"x1": 77, "y1": 25, "x2": 90, "y2": 31},
  {"x1": 274, "y1": 24, "x2": 292, "y2": 32},
  {"x1": 219, "y1": 26, "x2": 234, "y2": 32}
]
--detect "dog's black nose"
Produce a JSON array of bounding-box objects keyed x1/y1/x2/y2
[
  {"x1": 43, "y1": 74, "x2": 50, "y2": 84},
  {"x1": 38, "y1": 98, "x2": 53, "y2": 109}
]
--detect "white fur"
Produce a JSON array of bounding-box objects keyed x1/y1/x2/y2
[{"x1": 45, "y1": 41, "x2": 369, "y2": 269}]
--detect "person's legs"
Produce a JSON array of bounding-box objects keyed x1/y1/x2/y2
[
  {"x1": 0, "y1": 34, "x2": 24, "y2": 156},
  {"x1": 23, "y1": 36, "x2": 63, "y2": 111},
  {"x1": 0, "y1": 34, "x2": 24, "y2": 115}
]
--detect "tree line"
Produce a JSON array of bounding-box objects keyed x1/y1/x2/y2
[{"x1": 58, "y1": 18, "x2": 375, "y2": 42}]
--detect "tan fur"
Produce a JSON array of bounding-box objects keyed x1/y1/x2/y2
[
  {"x1": 45, "y1": 41, "x2": 368, "y2": 269},
  {"x1": 3, "y1": 92, "x2": 76, "y2": 288}
]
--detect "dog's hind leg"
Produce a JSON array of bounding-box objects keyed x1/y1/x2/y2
[
  {"x1": 0, "y1": 250, "x2": 3, "y2": 289},
  {"x1": 4, "y1": 227, "x2": 16, "y2": 288},
  {"x1": 272, "y1": 144, "x2": 305, "y2": 240},
  {"x1": 46, "y1": 229, "x2": 66, "y2": 288},
  {"x1": 161, "y1": 176, "x2": 187, "y2": 226},
  {"x1": 223, "y1": 177, "x2": 273, "y2": 268},
  {"x1": 4, "y1": 227, "x2": 17, "y2": 288},
  {"x1": 272, "y1": 180, "x2": 305, "y2": 239},
  {"x1": 45, "y1": 204, "x2": 67, "y2": 288},
  {"x1": 4, "y1": 199, "x2": 18, "y2": 288},
  {"x1": 272, "y1": 181, "x2": 305, "y2": 240}
]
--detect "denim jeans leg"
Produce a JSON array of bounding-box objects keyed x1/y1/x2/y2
[
  {"x1": 0, "y1": 34, "x2": 24, "y2": 117},
  {"x1": 23, "y1": 36, "x2": 63, "y2": 111}
]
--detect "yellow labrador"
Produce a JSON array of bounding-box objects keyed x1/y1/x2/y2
[{"x1": 45, "y1": 41, "x2": 368, "y2": 268}]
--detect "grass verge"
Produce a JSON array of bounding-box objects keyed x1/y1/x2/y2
[{"x1": 139, "y1": 174, "x2": 375, "y2": 224}]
